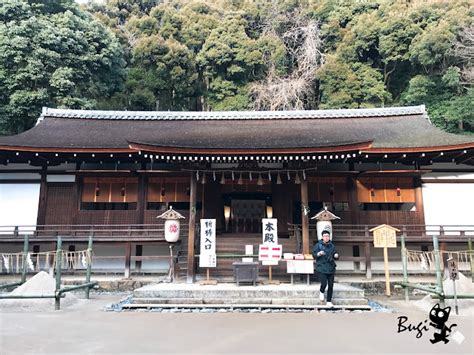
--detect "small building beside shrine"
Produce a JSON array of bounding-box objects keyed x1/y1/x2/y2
[{"x1": 0, "y1": 105, "x2": 473, "y2": 282}]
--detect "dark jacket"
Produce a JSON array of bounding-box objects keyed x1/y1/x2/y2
[{"x1": 312, "y1": 239, "x2": 338, "y2": 274}]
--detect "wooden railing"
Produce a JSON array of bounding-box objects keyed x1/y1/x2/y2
[
  {"x1": 288, "y1": 223, "x2": 474, "y2": 243},
  {"x1": 0, "y1": 224, "x2": 190, "y2": 242}
]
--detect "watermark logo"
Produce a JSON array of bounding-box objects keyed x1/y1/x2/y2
[{"x1": 396, "y1": 303, "x2": 464, "y2": 344}]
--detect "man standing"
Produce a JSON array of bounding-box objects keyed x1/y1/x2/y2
[{"x1": 313, "y1": 230, "x2": 339, "y2": 307}]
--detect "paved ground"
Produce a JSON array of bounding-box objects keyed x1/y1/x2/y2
[{"x1": 0, "y1": 294, "x2": 472, "y2": 354}]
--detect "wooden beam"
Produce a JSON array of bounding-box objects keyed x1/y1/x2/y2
[
  {"x1": 187, "y1": 172, "x2": 197, "y2": 283},
  {"x1": 301, "y1": 179, "x2": 310, "y2": 254},
  {"x1": 128, "y1": 141, "x2": 373, "y2": 155}
]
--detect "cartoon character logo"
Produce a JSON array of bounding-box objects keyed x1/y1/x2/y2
[{"x1": 429, "y1": 303, "x2": 457, "y2": 344}]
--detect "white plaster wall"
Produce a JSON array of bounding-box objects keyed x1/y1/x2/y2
[
  {"x1": 0, "y1": 184, "x2": 40, "y2": 234},
  {"x1": 91, "y1": 244, "x2": 127, "y2": 270},
  {"x1": 136, "y1": 244, "x2": 171, "y2": 272},
  {"x1": 422, "y1": 178, "x2": 474, "y2": 235}
]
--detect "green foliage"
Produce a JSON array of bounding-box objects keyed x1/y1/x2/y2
[
  {"x1": 0, "y1": 0, "x2": 126, "y2": 134},
  {"x1": 319, "y1": 58, "x2": 389, "y2": 108},
  {"x1": 3, "y1": 0, "x2": 473, "y2": 133}
]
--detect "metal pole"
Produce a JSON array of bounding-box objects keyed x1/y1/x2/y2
[
  {"x1": 468, "y1": 238, "x2": 474, "y2": 282},
  {"x1": 55, "y1": 237, "x2": 62, "y2": 311},
  {"x1": 401, "y1": 229, "x2": 409, "y2": 302},
  {"x1": 21, "y1": 235, "x2": 29, "y2": 283},
  {"x1": 85, "y1": 234, "x2": 93, "y2": 299},
  {"x1": 432, "y1": 234, "x2": 444, "y2": 307}
]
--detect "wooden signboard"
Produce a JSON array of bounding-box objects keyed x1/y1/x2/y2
[
  {"x1": 370, "y1": 224, "x2": 400, "y2": 297},
  {"x1": 372, "y1": 225, "x2": 398, "y2": 248}
]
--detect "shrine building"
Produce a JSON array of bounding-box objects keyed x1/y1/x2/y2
[{"x1": 0, "y1": 105, "x2": 473, "y2": 282}]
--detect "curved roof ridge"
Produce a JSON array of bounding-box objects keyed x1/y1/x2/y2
[{"x1": 37, "y1": 105, "x2": 426, "y2": 124}]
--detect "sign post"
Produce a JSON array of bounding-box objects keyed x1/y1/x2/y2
[
  {"x1": 199, "y1": 219, "x2": 217, "y2": 285},
  {"x1": 447, "y1": 257, "x2": 459, "y2": 315},
  {"x1": 370, "y1": 224, "x2": 399, "y2": 297},
  {"x1": 260, "y1": 218, "x2": 281, "y2": 284}
]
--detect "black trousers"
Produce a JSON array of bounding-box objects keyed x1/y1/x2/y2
[{"x1": 319, "y1": 273, "x2": 335, "y2": 302}]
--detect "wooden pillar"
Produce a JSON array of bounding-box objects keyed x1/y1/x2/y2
[
  {"x1": 124, "y1": 242, "x2": 132, "y2": 279},
  {"x1": 414, "y1": 177, "x2": 425, "y2": 224},
  {"x1": 347, "y1": 177, "x2": 359, "y2": 225},
  {"x1": 365, "y1": 226, "x2": 372, "y2": 279},
  {"x1": 36, "y1": 166, "x2": 48, "y2": 226},
  {"x1": 187, "y1": 173, "x2": 197, "y2": 283},
  {"x1": 301, "y1": 179, "x2": 310, "y2": 254},
  {"x1": 137, "y1": 174, "x2": 147, "y2": 225}
]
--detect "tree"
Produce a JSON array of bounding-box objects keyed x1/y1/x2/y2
[
  {"x1": 0, "y1": 0, "x2": 126, "y2": 134},
  {"x1": 196, "y1": 14, "x2": 271, "y2": 110},
  {"x1": 127, "y1": 35, "x2": 198, "y2": 110}
]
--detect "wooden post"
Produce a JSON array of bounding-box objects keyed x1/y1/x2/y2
[
  {"x1": 468, "y1": 238, "x2": 474, "y2": 282},
  {"x1": 383, "y1": 246, "x2": 390, "y2": 296},
  {"x1": 347, "y1": 177, "x2": 359, "y2": 225},
  {"x1": 187, "y1": 173, "x2": 197, "y2": 283},
  {"x1": 414, "y1": 178, "x2": 425, "y2": 224},
  {"x1": 85, "y1": 234, "x2": 93, "y2": 299},
  {"x1": 364, "y1": 227, "x2": 372, "y2": 280},
  {"x1": 124, "y1": 242, "x2": 131, "y2": 279},
  {"x1": 55, "y1": 237, "x2": 62, "y2": 311},
  {"x1": 401, "y1": 228, "x2": 409, "y2": 301},
  {"x1": 36, "y1": 166, "x2": 48, "y2": 226},
  {"x1": 301, "y1": 179, "x2": 309, "y2": 254},
  {"x1": 433, "y1": 234, "x2": 445, "y2": 307},
  {"x1": 137, "y1": 174, "x2": 147, "y2": 225},
  {"x1": 21, "y1": 235, "x2": 29, "y2": 283},
  {"x1": 268, "y1": 266, "x2": 272, "y2": 282}
]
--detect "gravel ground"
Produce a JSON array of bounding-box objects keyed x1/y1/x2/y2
[{"x1": 0, "y1": 293, "x2": 472, "y2": 354}]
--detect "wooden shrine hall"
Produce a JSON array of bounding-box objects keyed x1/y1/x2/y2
[{"x1": 0, "y1": 105, "x2": 473, "y2": 282}]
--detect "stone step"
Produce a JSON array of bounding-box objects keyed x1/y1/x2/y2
[
  {"x1": 133, "y1": 284, "x2": 365, "y2": 299},
  {"x1": 131, "y1": 297, "x2": 368, "y2": 306},
  {"x1": 121, "y1": 303, "x2": 372, "y2": 311}
]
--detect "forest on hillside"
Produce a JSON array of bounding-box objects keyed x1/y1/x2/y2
[{"x1": 0, "y1": 0, "x2": 472, "y2": 135}]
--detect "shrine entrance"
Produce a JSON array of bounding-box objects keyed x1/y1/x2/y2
[{"x1": 223, "y1": 193, "x2": 272, "y2": 234}]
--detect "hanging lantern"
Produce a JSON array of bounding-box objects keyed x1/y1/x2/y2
[
  {"x1": 257, "y1": 173, "x2": 264, "y2": 186},
  {"x1": 220, "y1": 173, "x2": 226, "y2": 185},
  {"x1": 237, "y1": 173, "x2": 243, "y2": 185},
  {"x1": 311, "y1": 207, "x2": 341, "y2": 241},
  {"x1": 201, "y1": 173, "x2": 207, "y2": 184},
  {"x1": 157, "y1": 206, "x2": 186, "y2": 243}
]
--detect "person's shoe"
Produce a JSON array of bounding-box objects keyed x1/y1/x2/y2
[
  {"x1": 326, "y1": 301, "x2": 334, "y2": 307},
  {"x1": 319, "y1": 292, "x2": 325, "y2": 302}
]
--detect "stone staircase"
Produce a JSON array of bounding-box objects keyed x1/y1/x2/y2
[{"x1": 122, "y1": 283, "x2": 370, "y2": 310}]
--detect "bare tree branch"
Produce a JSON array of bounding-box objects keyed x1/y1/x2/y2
[
  {"x1": 453, "y1": 25, "x2": 474, "y2": 85},
  {"x1": 251, "y1": 11, "x2": 325, "y2": 111}
]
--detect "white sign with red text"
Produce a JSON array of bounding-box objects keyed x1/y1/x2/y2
[{"x1": 259, "y1": 244, "x2": 282, "y2": 266}]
